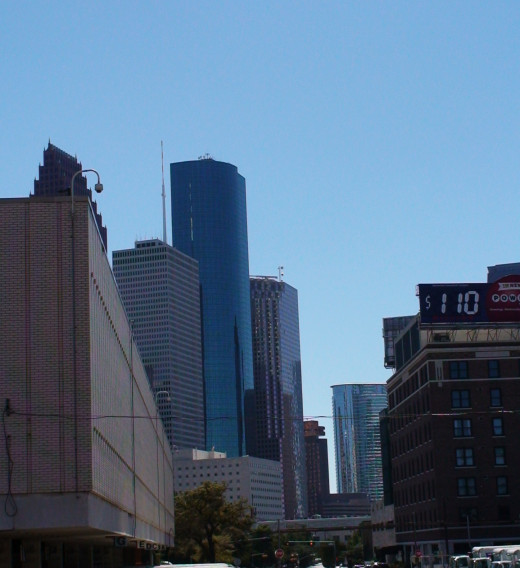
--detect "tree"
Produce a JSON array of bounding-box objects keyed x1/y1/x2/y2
[
  {"x1": 173, "y1": 481, "x2": 253, "y2": 563},
  {"x1": 345, "y1": 532, "x2": 364, "y2": 566}
]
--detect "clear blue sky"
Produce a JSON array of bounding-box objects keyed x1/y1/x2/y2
[{"x1": 2, "y1": 1, "x2": 520, "y2": 492}]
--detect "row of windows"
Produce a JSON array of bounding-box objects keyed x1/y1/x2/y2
[
  {"x1": 450, "y1": 359, "x2": 501, "y2": 379},
  {"x1": 455, "y1": 446, "x2": 506, "y2": 466},
  {"x1": 394, "y1": 474, "x2": 509, "y2": 506},
  {"x1": 454, "y1": 417, "x2": 504, "y2": 437},
  {"x1": 451, "y1": 388, "x2": 502, "y2": 408},
  {"x1": 391, "y1": 422, "x2": 432, "y2": 455},
  {"x1": 392, "y1": 452, "x2": 433, "y2": 483},
  {"x1": 389, "y1": 358, "x2": 517, "y2": 411},
  {"x1": 457, "y1": 476, "x2": 508, "y2": 496},
  {"x1": 389, "y1": 392, "x2": 430, "y2": 434}
]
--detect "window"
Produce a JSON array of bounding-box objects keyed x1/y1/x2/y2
[
  {"x1": 497, "y1": 476, "x2": 508, "y2": 495},
  {"x1": 492, "y1": 417, "x2": 504, "y2": 436},
  {"x1": 488, "y1": 360, "x2": 500, "y2": 378},
  {"x1": 494, "y1": 447, "x2": 506, "y2": 466},
  {"x1": 452, "y1": 390, "x2": 471, "y2": 408},
  {"x1": 454, "y1": 419, "x2": 472, "y2": 437},
  {"x1": 457, "y1": 477, "x2": 477, "y2": 496},
  {"x1": 456, "y1": 448, "x2": 474, "y2": 467},
  {"x1": 450, "y1": 361, "x2": 468, "y2": 379},
  {"x1": 490, "y1": 388, "x2": 502, "y2": 407}
]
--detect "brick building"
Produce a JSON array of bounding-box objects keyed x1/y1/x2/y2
[
  {"x1": 387, "y1": 315, "x2": 520, "y2": 559},
  {"x1": 0, "y1": 195, "x2": 174, "y2": 568}
]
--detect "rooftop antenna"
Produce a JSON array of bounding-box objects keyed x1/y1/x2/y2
[
  {"x1": 278, "y1": 266, "x2": 284, "y2": 281},
  {"x1": 161, "y1": 141, "x2": 167, "y2": 244}
]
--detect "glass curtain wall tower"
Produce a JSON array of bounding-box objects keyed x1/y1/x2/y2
[
  {"x1": 332, "y1": 383, "x2": 387, "y2": 501},
  {"x1": 170, "y1": 158, "x2": 254, "y2": 457},
  {"x1": 250, "y1": 276, "x2": 307, "y2": 519}
]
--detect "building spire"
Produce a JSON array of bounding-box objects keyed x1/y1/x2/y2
[{"x1": 161, "y1": 141, "x2": 167, "y2": 244}]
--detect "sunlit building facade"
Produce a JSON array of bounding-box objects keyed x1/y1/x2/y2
[
  {"x1": 173, "y1": 449, "x2": 283, "y2": 521},
  {"x1": 170, "y1": 158, "x2": 254, "y2": 457},
  {"x1": 0, "y1": 194, "x2": 174, "y2": 565},
  {"x1": 332, "y1": 383, "x2": 387, "y2": 501},
  {"x1": 112, "y1": 239, "x2": 205, "y2": 451},
  {"x1": 250, "y1": 276, "x2": 307, "y2": 519}
]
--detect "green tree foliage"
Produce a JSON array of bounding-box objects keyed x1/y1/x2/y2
[
  {"x1": 345, "y1": 532, "x2": 364, "y2": 566},
  {"x1": 173, "y1": 481, "x2": 253, "y2": 563}
]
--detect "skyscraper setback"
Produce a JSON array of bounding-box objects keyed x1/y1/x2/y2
[
  {"x1": 170, "y1": 158, "x2": 254, "y2": 457},
  {"x1": 112, "y1": 239, "x2": 205, "y2": 451},
  {"x1": 250, "y1": 276, "x2": 307, "y2": 519},
  {"x1": 332, "y1": 383, "x2": 387, "y2": 501},
  {"x1": 33, "y1": 141, "x2": 107, "y2": 250}
]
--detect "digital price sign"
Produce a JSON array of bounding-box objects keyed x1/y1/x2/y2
[{"x1": 417, "y1": 275, "x2": 520, "y2": 326}]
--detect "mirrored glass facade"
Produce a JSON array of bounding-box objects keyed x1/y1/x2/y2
[
  {"x1": 170, "y1": 159, "x2": 254, "y2": 457},
  {"x1": 332, "y1": 383, "x2": 387, "y2": 501},
  {"x1": 250, "y1": 276, "x2": 307, "y2": 519}
]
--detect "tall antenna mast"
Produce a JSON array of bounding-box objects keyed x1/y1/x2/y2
[{"x1": 161, "y1": 140, "x2": 167, "y2": 244}]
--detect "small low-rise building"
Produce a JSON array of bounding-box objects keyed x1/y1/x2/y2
[{"x1": 173, "y1": 449, "x2": 283, "y2": 521}]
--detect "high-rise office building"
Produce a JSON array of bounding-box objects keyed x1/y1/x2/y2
[
  {"x1": 250, "y1": 276, "x2": 307, "y2": 519},
  {"x1": 170, "y1": 158, "x2": 254, "y2": 457},
  {"x1": 33, "y1": 141, "x2": 108, "y2": 250},
  {"x1": 304, "y1": 420, "x2": 330, "y2": 517},
  {"x1": 332, "y1": 383, "x2": 387, "y2": 501},
  {"x1": 113, "y1": 239, "x2": 205, "y2": 450}
]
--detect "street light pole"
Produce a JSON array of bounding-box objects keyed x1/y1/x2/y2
[
  {"x1": 71, "y1": 169, "x2": 103, "y2": 215},
  {"x1": 69, "y1": 168, "x2": 103, "y2": 493}
]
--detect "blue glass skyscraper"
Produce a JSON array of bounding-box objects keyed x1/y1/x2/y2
[
  {"x1": 170, "y1": 158, "x2": 254, "y2": 457},
  {"x1": 332, "y1": 383, "x2": 387, "y2": 501}
]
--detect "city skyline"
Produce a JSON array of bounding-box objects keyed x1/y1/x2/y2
[{"x1": 3, "y1": 2, "x2": 520, "y2": 491}]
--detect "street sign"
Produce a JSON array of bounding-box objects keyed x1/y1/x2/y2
[{"x1": 275, "y1": 549, "x2": 284, "y2": 559}]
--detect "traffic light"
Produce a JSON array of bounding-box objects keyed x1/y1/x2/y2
[{"x1": 309, "y1": 541, "x2": 314, "y2": 547}]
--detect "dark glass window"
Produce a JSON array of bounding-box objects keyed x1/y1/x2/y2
[
  {"x1": 450, "y1": 361, "x2": 468, "y2": 379},
  {"x1": 494, "y1": 447, "x2": 506, "y2": 466},
  {"x1": 497, "y1": 476, "x2": 508, "y2": 495},
  {"x1": 492, "y1": 418, "x2": 504, "y2": 436},
  {"x1": 456, "y1": 448, "x2": 474, "y2": 467},
  {"x1": 454, "y1": 419, "x2": 472, "y2": 437},
  {"x1": 452, "y1": 390, "x2": 471, "y2": 408},
  {"x1": 490, "y1": 388, "x2": 502, "y2": 407},
  {"x1": 457, "y1": 477, "x2": 477, "y2": 496},
  {"x1": 488, "y1": 360, "x2": 500, "y2": 378}
]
